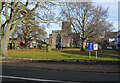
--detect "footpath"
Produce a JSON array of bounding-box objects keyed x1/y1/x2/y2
[{"x1": 1, "y1": 57, "x2": 119, "y2": 73}]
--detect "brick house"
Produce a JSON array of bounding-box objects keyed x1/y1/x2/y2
[
  {"x1": 8, "y1": 35, "x2": 44, "y2": 49},
  {"x1": 8, "y1": 35, "x2": 24, "y2": 49},
  {"x1": 103, "y1": 32, "x2": 115, "y2": 49}
]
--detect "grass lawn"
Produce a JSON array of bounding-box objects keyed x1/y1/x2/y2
[
  {"x1": 61, "y1": 48, "x2": 120, "y2": 55},
  {"x1": 8, "y1": 49, "x2": 120, "y2": 61},
  {"x1": 98, "y1": 49, "x2": 120, "y2": 55}
]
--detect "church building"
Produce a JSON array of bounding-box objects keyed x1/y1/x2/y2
[{"x1": 47, "y1": 22, "x2": 81, "y2": 48}]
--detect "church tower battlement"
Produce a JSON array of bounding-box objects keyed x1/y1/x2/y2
[{"x1": 62, "y1": 22, "x2": 71, "y2": 34}]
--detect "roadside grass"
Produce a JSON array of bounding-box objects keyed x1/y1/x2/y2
[
  {"x1": 61, "y1": 48, "x2": 120, "y2": 55},
  {"x1": 8, "y1": 49, "x2": 120, "y2": 61},
  {"x1": 98, "y1": 49, "x2": 120, "y2": 55}
]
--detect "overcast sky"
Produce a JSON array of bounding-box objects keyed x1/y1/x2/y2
[{"x1": 46, "y1": 0, "x2": 120, "y2": 37}]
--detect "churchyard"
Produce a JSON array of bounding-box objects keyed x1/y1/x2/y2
[{"x1": 7, "y1": 48, "x2": 119, "y2": 61}]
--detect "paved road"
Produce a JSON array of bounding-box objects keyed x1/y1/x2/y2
[{"x1": 1, "y1": 67, "x2": 119, "y2": 83}]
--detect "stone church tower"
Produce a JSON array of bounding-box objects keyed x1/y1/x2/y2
[
  {"x1": 47, "y1": 22, "x2": 80, "y2": 48},
  {"x1": 62, "y1": 22, "x2": 72, "y2": 34}
]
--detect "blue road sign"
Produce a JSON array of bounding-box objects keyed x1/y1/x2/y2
[
  {"x1": 88, "y1": 43, "x2": 98, "y2": 50},
  {"x1": 88, "y1": 43, "x2": 93, "y2": 50}
]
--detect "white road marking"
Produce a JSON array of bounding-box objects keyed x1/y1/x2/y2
[{"x1": 0, "y1": 75, "x2": 79, "y2": 83}]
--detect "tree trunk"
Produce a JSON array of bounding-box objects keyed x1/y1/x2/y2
[
  {"x1": 81, "y1": 25, "x2": 86, "y2": 51},
  {"x1": 1, "y1": 35, "x2": 9, "y2": 56},
  {"x1": 81, "y1": 38, "x2": 86, "y2": 51}
]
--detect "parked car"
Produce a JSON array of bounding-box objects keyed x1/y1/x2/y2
[{"x1": 107, "y1": 46, "x2": 112, "y2": 49}]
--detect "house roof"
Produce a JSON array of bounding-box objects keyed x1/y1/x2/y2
[{"x1": 105, "y1": 32, "x2": 116, "y2": 38}]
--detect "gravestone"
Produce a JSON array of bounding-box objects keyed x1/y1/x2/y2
[{"x1": 46, "y1": 44, "x2": 51, "y2": 52}]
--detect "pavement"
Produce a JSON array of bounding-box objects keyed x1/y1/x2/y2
[{"x1": 1, "y1": 58, "x2": 119, "y2": 73}]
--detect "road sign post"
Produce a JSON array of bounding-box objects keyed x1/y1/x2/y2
[
  {"x1": 89, "y1": 51, "x2": 91, "y2": 59},
  {"x1": 88, "y1": 43, "x2": 98, "y2": 60},
  {"x1": 96, "y1": 51, "x2": 97, "y2": 59},
  {"x1": 93, "y1": 43, "x2": 98, "y2": 59}
]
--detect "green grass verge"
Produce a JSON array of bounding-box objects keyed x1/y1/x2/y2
[
  {"x1": 8, "y1": 49, "x2": 120, "y2": 61},
  {"x1": 98, "y1": 49, "x2": 120, "y2": 55}
]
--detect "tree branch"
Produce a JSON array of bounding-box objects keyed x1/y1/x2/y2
[
  {"x1": 5, "y1": 2, "x2": 9, "y2": 20},
  {"x1": 0, "y1": 2, "x2": 5, "y2": 13},
  {"x1": 11, "y1": 2, "x2": 28, "y2": 22},
  {"x1": 9, "y1": 2, "x2": 14, "y2": 20},
  {"x1": 74, "y1": 18, "x2": 82, "y2": 28},
  {"x1": 27, "y1": 20, "x2": 66, "y2": 23},
  {"x1": 11, "y1": 2, "x2": 38, "y2": 25},
  {"x1": 87, "y1": 33, "x2": 97, "y2": 39},
  {"x1": 10, "y1": 17, "x2": 26, "y2": 35}
]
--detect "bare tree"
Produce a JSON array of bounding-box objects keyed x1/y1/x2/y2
[
  {"x1": 12, "y1": 17, "x2": 47, "y2": 44},
  {"x1": 0, "y1": 1, "x2": 65, "y2": 56},
  {"x1": 1, "y1": 1, "x2": 39, "y2": 56},
  {"x1": 60, "y1": 2, "x2": 112, "y2": 51}
]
